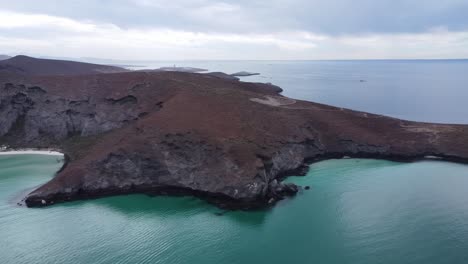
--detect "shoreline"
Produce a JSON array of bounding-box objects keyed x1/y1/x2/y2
[{"x1": 0, "y1": 149, "x2": 64, "y2": 156}]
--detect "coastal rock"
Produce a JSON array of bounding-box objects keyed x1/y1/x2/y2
[
  {"x1": 1, "y1": 69, "x2": 468, "y2": 210},
  {"x1": 0, "y1": 83, "x2": 145, "y2": 144},
  {"x1": 231, "y1": 71, "x2": 260, "y2": 77}
]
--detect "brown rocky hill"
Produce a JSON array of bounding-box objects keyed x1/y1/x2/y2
[
  {"x1": 0, "y1": 55, "x2": 127, "y2": 76},
  {"x1": 1, "y1": 69, "x2": 467, "y2": 209}
]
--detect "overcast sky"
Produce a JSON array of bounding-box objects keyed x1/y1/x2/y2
[{"x1": 1, "y1": 0, "x2": 468, "y2": 60}]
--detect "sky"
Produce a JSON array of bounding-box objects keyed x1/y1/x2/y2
[{"x1": 1, "y1": 0, "x2": 468, "y2": 60}]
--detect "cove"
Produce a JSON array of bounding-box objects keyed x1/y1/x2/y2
[{"x1": 1, "y1": 155, "x2": 468, "y2": 264}]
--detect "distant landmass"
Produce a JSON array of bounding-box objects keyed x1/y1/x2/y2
[
  {"x1": 231, "y1": 71, "x2": 260, "y2": 77},
  {"x1": 0, "y1": 55, "x2": 11, "y2": 61},
  {"x1": 0, "y1": 55, "x2": 128, "y2": 76}
]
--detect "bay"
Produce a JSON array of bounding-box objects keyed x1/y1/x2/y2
[{"x1": 2, "y1": 60, "x2": 468, "y2": 263}]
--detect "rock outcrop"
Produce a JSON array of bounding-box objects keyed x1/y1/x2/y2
[{"x1": 1, "y1": 69, "x2": 467, "y2": 210}]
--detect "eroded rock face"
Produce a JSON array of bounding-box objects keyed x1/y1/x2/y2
[
  {"x1": 1, "y1": 71, "x2": 468, "y2": 209},
  {"x1": 0, "y1": 83, "x2": 143, "y2": 145}
]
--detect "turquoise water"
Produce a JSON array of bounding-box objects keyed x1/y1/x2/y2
[
  {"x1": 2, "y1": 60, "x2": 468, "y2": 263},
  {"x1": 2, "y1": 155, "x2": 468, "y2": 264}
]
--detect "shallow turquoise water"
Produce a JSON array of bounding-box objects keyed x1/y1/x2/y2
[{"x1": 2, "y1": 155, "x2": 468, "y2": 264}]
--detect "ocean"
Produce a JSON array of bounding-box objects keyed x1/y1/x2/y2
[
  {"x1": 1, "y1": 60, "x2": 468, "y2": 264},
  {"x1": 127, "y1": 59, "x2": 468, "y2": 124}
]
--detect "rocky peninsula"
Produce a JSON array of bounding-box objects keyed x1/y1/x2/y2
[{"x1": 1, "y1": 56, "x2": 467, "y2": 209}]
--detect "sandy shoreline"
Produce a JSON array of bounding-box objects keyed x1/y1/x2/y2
[{"x1": 0, "y1": 150, "x2": 64, "y2": 156}]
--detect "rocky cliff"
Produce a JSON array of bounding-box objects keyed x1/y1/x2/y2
[{"x1": 1, "y1": 70, "x2": 467, "y2": 209}]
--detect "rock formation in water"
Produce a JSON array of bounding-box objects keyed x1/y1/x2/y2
[{"x1": 1, "y1": 57, "x2": 467, "y2": 209}]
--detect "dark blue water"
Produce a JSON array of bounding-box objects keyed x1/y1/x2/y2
[{"x1": 130, "y1": 60, "x2": 468, "y2": 123}]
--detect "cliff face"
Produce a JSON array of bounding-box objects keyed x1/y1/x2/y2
[
  {"x1": 0, "y1": 83, "x2": 142, "y2": 144},
  {"x1": 1, "y1": 71, "x2": 468, "y2": 209}
]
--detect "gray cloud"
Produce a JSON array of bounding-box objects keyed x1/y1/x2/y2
[
  {"x1": 1, "y1": 0, "x2": 468, "y2": 34},
  {"x1": 1, "y1": 1, "x2": 468, "y2": 59}
]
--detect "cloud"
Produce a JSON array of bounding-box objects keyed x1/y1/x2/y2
[
  {"x1": 0, "y1": 6, "x2": 467, "y2": 60},
  {"x1": 1, "y1": 0, "x2": 467, "y2": 35},
  {"x1": 330, "y1": 29, "x2": 468, "y2": 59},
  {"x1": 0, "y1": 10, "x2": 102, "y2": 32},
  {"x1": 0, "y1": 10, "x2": 321, "y2": 59}
]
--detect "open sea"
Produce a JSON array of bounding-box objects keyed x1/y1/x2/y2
[
  {"x1": 128, "y1": 59, "x2": 468, "y2": 124},
  {"x1": 1, "y1": 60, "x2": 468, "y2": 264}
]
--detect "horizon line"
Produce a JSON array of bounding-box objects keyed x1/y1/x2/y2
[{"x1": 4, "y1": 54, "x2": 468, "y2": 62}]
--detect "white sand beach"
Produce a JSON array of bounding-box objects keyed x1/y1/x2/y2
[{"x1": 0, "y1": 150, "x2": 64, "y2": 156}]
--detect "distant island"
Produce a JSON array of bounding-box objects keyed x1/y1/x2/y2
[
  {"x1": 231, "y1": 71, "x2": 260, "y2": 77},
  {"x1": 1, "y1": 55, "x2": 468, "y2": 210}
]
